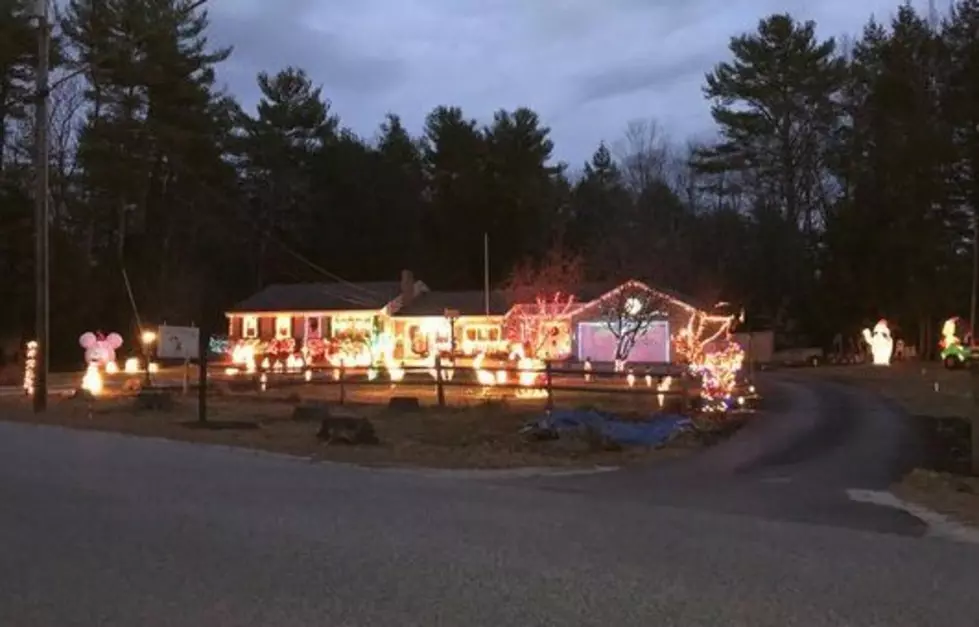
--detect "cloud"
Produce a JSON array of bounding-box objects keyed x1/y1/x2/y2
[
  {"x1": 205, "y1": 0, "x2": 405, "y2": 107},
  {"x1": 573, "y1": 51, "x2": 721, "y2": 105},
  {"x1": 201, "y1": 0, "x2": 932, "y2": 161}
]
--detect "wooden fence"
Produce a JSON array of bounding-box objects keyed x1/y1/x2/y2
[{"x1": 209, "y1": 357, "x2": 708, "y2": 412}]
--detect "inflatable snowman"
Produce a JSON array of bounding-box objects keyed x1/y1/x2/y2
[{"x1": 861, "y1": 319, "x2": 893, "y2": 366}]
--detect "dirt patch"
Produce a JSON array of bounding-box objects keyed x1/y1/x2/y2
[
  {"x1": 894, "y1": 469, "x2": 979, "y2": 527},
  {"x1": 802, "y1": 364, "x2": 979, "y2": 526},
  {"x1": 0, "y1": 392, "x2": 733, "y2": 469}
]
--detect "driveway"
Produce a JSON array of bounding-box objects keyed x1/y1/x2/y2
[{"x1": 0, "y1": 374, "x2": 977, "y2": 626}]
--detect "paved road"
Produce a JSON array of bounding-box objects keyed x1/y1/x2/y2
[{"x1": 1, "y1": 374, "x2": 977, "y2": 626}]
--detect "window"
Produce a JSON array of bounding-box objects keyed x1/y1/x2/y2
[
  {"x1": 465, "y1": 325, "x2": 500, "y2": 342},
  {"x1": 275, "y1": 315, "x2": 292, "y2": 339},
  {"x1": 243, "y1": 316, "x2": 258, "y2": 339},
  {"x1": 306, "y1": 316, "x2": 321, "y2": 338},
  {"x1": 408, "y1": 325, "x2": 429, "y2": 356}
]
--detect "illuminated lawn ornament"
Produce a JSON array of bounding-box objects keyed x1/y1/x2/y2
[
  {"x1": 472, "y1": 352, "x2": 497, "y2": 387},
  {"x1": 861, "y1": 319, "x2": 893, "y2": 366},
  {"x1": 940, "y1": 316, "x2": 972, "y2": 368},
  {"x1": 81, "y1": 363, "x2": 103, "y2": 396},
  {"x1": 656, "y1": 375, "x2": 673, "y2": 407},
  {"x1": 23, "y1": 340, "x2": 37, "y2": 396},
  {"x1": 79, "y1": 331, "x2": 123, "y2": 367},
  {"x1": 689, "y1": 342, "x2": 745, "y2": 412}
]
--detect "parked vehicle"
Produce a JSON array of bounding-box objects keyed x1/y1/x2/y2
[{"x1": 771, "y1": 345, "x2": 824, "y2": 367}]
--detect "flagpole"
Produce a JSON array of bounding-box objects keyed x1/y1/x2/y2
[{"x1": 483, "y1": 232, "x2": 490, "y2": 315}]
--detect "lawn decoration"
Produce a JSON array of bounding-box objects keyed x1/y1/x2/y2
[
  {"x1": 861, "y1": 319, "x2": 893, "y2": 366},
  {"x1": 940, "y1": 316, "x2": 973, "y2": 369},
  {"x1": 79, "y1": 331, "x2": 123, "y2": 367},
  {"x1": 689, "y1": 340, "x2": 745, "y2": 412},
  {"x1": 78, "y1": 331, "x2": 120, "y2": 396}
]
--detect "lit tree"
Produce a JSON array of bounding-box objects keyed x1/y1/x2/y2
[
  {"x1": 598, "y1": 281, "x2": 670, "y2": 369},
  {"x1": 503, "y1": 246, "x2": 582, "y2": 358},
  {"x1": 673, "y1": 309, "x2": 736, "y2": 366}
]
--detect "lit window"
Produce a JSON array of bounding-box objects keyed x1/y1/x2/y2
[
  {"x1": 306, "y1": 316, "x2": 321, "y2": 338},
  {"x1": 242, "y1": 316, "x2": 258, "y2": 339},
  {"x1": 275, "y1": 316, "x2": 292, "y2": 338}
]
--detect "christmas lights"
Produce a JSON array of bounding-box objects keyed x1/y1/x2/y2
[
  {"x1": 504, "y1": 293, "x2": 576, "y2": 359},
  {"x1": 23, "y1": 340, "x2": 37, "y2": 396},
  {"x1": 689, "y1": 341, "x2": 745, "y2": 412},
  {"x1": 656, "y1": 375, "x2": 673, "y2": 407},
  {"x1": 81, "y1": 363, "x2": 103, "y2": 396}
]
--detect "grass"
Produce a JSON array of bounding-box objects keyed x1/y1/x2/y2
[
  {"x1": 802, "y1": 363, "x2": 979, "y2": 526},
  {"x1": 0, "y1": 389, "x2": 729, "y2": 470}
]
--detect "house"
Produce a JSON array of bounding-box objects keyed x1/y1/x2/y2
[
  {"x1": 566, "y1": 281, "x2": 713, "y2": 363},
  {"x1": 225, "y1": 271, "x2": 427, "y2": 365},
  {"x1": 392, "y1": 290, "x2": 511, "y2": 360},
  {"x1": 224, "y1": 272, "x2": 729, "y2": 366}
]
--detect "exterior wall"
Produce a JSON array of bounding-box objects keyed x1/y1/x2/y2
[
  {"x1": 456, "y1": 316, "x2": 506, "y2": 355},
  {"x1": 569, "y1": 293, "x2": 705, "y2": 364},
  {"x1": 394, "y1": 315, "x2": 506, "y2": 361},
  {"x1": 226, "y1": 310, "x2": 385, "y2": 341}
]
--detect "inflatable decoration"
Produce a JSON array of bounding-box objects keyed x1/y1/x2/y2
[
  {"x1": 79, "y1": 331, "x2": 123, "y2": 367},
  {"x1": 940, "y1": 316, "x2": 973, "y2": 369},
  {"x1": 861, "y1": 319, "x2": 893, "y2": 366}
]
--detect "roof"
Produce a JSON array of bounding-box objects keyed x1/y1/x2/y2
[
  {"x1": 395, "y1": 290, "x2": 509, "y2": 317},
  {"x1": 228, "y1": 282, "x2": 402, "y2": 313},
  {"x1": 573, "y1": 280, "x2": 709, "y2": 311}
]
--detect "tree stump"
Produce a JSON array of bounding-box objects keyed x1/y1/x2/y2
[
  {"x1": 317, "y1": 415, "x2": 379, "y2": 445},
  {"x1": 388, "y1": 396, "x2": 421, "y2": 412},
  {"x1": 134, "y1": 389, "x2": 174, "y2": 411}
]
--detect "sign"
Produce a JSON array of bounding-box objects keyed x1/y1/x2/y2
[{"x1": 158, "y1": 325, "x2": 200, "y2": 360}]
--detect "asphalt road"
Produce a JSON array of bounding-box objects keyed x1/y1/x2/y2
[{"x1": 1, "y1": 374, "x2": 978, "y2": 626}]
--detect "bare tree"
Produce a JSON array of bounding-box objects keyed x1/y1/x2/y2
[
  {"x1": 503, "y1": 246, "x2": 583, "y2": 359},
  {"x1": 613, "y1": 118, "x2": 672, "y2": 198},
  {"x1": 10, "y1": 74, "x2": 86, "y2": 222},
  {"x1": 598, "y1": 281, "x2": 670, "y2": 369}
]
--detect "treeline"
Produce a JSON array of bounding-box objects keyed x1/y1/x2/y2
[{"x1": 1, "y1": 0, "x2": 978, "y2": 364}]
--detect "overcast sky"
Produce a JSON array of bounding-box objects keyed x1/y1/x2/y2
[{"x1": 204, "y1": 0, "x2": 933, "y2": 164}]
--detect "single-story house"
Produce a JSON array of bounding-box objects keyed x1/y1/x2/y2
[
  {"x1": 508, "y1": 280, "x2": 722, "y2": 364},
  {"x1": 392, "y1": 290, "x2": 511, "y2": 360},
  {"x1": 225, "y1": 271, "x2": 426, "y2": 362},
  {"x1": 224, "y1": 271, "x2": 729, "y2": 365}
]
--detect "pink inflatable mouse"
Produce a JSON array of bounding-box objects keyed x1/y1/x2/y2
[{"x1": 79, "y1": 331, "x2": 123, "y2": 366}]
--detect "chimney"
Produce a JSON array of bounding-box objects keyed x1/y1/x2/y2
[{"x1": 400, "y1": 269, "x2": 415, "y2": 309}]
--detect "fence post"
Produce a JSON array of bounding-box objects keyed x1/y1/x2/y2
[
  {"x1": 197, "y1": 324, "x2": 207, "y2": 424},
  {"x1": 435, "y1": 354, "x2": 445, "y2": 407},
  {"x1": 339, "y1": 364, "x2": 346, "y2": 405},
  {"x1": 971, "y1": 361, "x2": 979, "y2": 475},
  {"x1": 681, "y1": 373, "x2": 691, "y2": 412},
  {"x1": 544, "y1": 360, "x2": 554, "y2": 412}
]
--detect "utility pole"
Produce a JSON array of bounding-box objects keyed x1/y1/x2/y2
[{"x1": 33, "y1": 0, "x2": 50, "y2": 412}]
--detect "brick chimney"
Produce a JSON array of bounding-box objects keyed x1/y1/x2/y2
[{"x1": 400, "y1": 269, "x2": 415, "y2": 309}]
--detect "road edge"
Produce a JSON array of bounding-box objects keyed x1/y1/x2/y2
[{"x1": 847, "y1": 488, "x2": 979, "y2": 544}]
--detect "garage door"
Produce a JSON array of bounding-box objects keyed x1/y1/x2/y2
[{"x1": 576, "y1": 321, "x2": 670, "y2": 363}]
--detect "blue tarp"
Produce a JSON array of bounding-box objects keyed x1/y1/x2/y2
[{"x1": 522, "y1": 409, "x2": 691, "y2": 447}]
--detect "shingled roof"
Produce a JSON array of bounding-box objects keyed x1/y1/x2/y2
[
  {"x1": 228, "y1": 282, "x2": 403, "y2": 313},
  {"x1": 395, "y1": 290, "x2": 510, "y2": 317}
]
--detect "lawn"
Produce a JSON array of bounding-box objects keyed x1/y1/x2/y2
[
  {"x1": 803, "y1": 363, "x2": 979, "y2": 525},
  {"x1": 0, "y1": 389, "x2": 732, "y2": 470}
]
